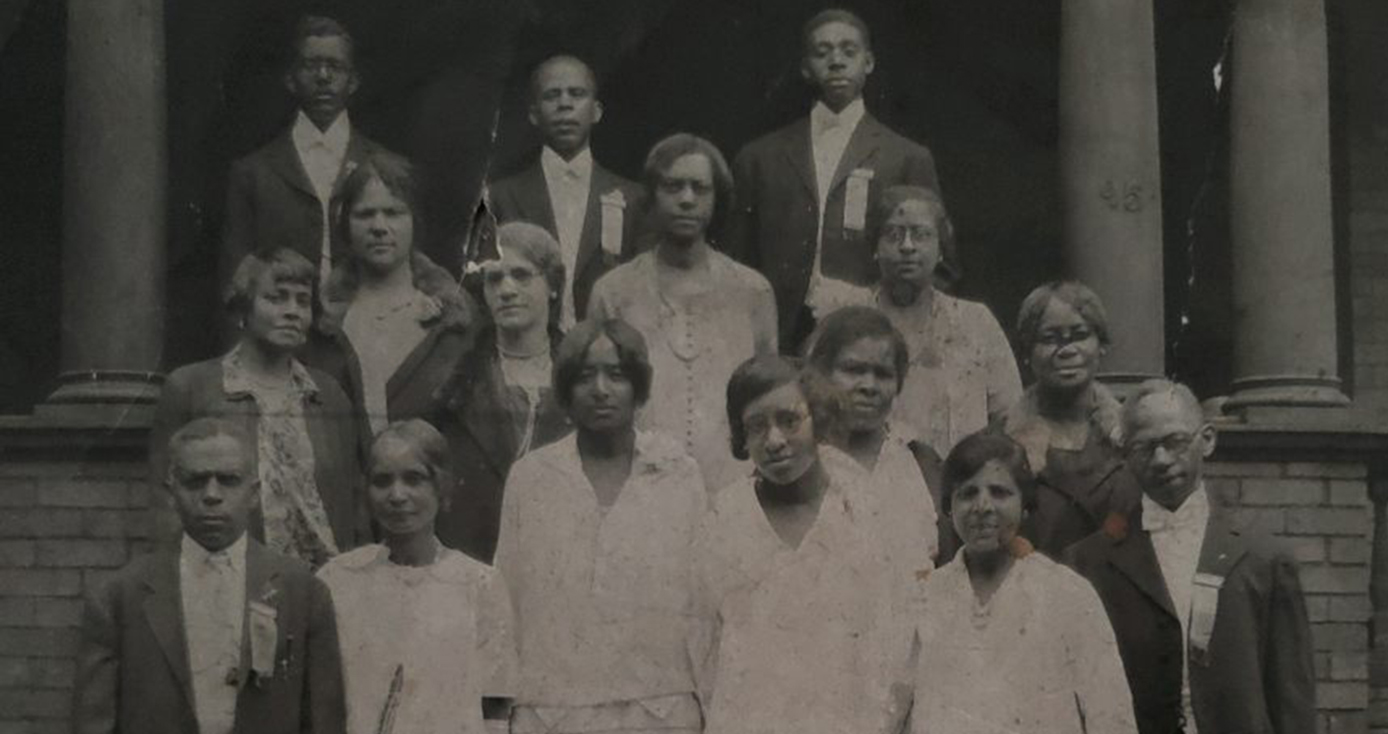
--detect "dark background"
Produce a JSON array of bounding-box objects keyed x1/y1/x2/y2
[{"x1": 1, "y1": 0, "x2": 1289, "y2": 412}]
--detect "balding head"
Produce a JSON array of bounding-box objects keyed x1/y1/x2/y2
[{"x1": 1121, "y1": 379, "x2": 1216, "y2": 510}]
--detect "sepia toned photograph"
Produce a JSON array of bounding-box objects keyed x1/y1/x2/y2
[{"x1": 0, "y1": 0, "x2": 1384, "y2": 732}]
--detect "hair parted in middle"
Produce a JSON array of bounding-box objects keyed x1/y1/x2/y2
[
  {"x1": 552, "y1": 318, "x2": 653, "y2": 410},
  {"x1": 368, "y1": 418, "x2": 457, "y2": 509},
  {"x1": 641, "y1": 132, "x2": 736, "y2": 241},
  {"x1": 1014, "y1": 280, "x2": 1112, "y2": 354},
  {"x1": 806, "y1": 305, "x2": 911, "y2": 391},
  {"x1": 940, "y1": 430, "x2": 1040, "y2": 516}
]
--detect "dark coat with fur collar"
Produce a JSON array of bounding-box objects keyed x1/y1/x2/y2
[{"x1": 299, "y1": 250, "x2": 481, "y2": 427}]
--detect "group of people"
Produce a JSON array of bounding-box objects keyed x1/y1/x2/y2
[{"x1": 73, "y1": 8, "x2": 1316, "y2": 734}]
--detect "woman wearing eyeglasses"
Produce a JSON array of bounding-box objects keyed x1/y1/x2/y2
[
  {"x1": 814, "y1": 186, "x2": 1020, "y2": 459},
  {"x1": 999, "y1": 281, "x2": 1142, "y2": 559},
  {"x1": 430, "y1": 222, "x2": 573, "y2": 562}
]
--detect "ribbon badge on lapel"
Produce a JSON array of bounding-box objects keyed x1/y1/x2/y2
[
  {"x1": 1187, "y1": 571, "x2": 1225, "y2": 665},
  {"x1": 844, "y1": 167, "x2": 875, "y2": 232},
  {"x1": 248, "y1": 585, "x2": 280, "y2": 684},
  {"x1": 600, "y1": 189, "x2": 626, "y2": 257}
]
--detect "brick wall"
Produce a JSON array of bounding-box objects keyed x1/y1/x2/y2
[
  {"x1": 0, "y1": 455, "x2": 164, "y2": 734},
  {"x1": 1206, "y1": 458, "x2": 1373, "y2": 734}
]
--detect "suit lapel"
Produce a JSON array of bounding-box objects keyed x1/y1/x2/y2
[
  {"x1": 1107, "y1": 526, "x2": 1180, "y2": 621},
  {"x1": 519, "y1": 162, "x2": 559, "y2": 234},
  {"x1": 141, "y1": 552, "x2": 195, "y2": 705},
  {"x1": 267, "y1": 130, "x2": 319, "y2": 201},
  {"x1": 826, "y1": 113, "x2": 884, "y2": 197},
  {"x1": 779, "y1": 119, "x2": 817, "y2": 199},
  {"x1": 329, "y1": 130, "x2": 372, "y2": 199}
]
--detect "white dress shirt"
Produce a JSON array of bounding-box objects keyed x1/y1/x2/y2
[
  {"x1": 540, "y1": 146, "x2": 594, "y2": 328},
  {"x1": 180, "y1": 533, "x2": 248, "y2": 734},
  {"x1": 1143, "y1": 484, "x2": 1210, "y2": 733},
  {"x1": 807, "y1": 99, "x2": 865, "y2": 308},
  {"x1": 291, "y1": 111, "x2": 352, "y2": 285}
]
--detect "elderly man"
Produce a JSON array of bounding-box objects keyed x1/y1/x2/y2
[
  {"x1": 488, "y1": 55, "x2": 645, "y2": 328},
  {"x1": 73, "y1": 418, "x2": 346, "y2": 734},
  {"x1": 727, "y1": 8, "x2": 942, "y2": 348},
  {"x1": 1066, "y1": 380, "x2": 1315, "y2": 734},
  {"x1": 221, "y1": 14, "x2": 392, "y2": 291}
]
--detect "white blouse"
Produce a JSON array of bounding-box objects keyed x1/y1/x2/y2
[
  {"x1": 911, "y1": 553, "x2": 1137, "y2": 734},
  {"x1": 317, "y1": 543, "x2": 517, "y2": 734},
  {"x1": 494, "y1": 431, "x2": 709, "y2": 708},
  {"x1": 695, "y1": 458, "x2": 909, "y2": 734}
]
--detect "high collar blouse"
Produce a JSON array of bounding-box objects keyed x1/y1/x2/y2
[{"x1": 493, "y1": 431, "x2": 709, "y2": 707}]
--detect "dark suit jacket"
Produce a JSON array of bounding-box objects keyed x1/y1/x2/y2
[
  {"x1": 487, "y1": 157, "x2": 646, "y2": 319},
  {"x1": 221, "y1": 126, "x2": 389, "y2": 288},
  {"x1": 1065, "y1": 506, "x2": 1316, "y2": 734},
  {"x1": 728, "y1": 112, "x2": 940, "y2": 346},
  {"x1": 72, "y1": 539, "x2": 346, "y2": 734},
  {"x1": 429, "y1": 329, "x2": 572, "y2": 563},
  {"x1": 149, "y1": 356, "x2": 369, "y2": 551}
]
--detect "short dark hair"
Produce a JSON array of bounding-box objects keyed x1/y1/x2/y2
[
  {"x1": 642, "y1": 133, "x2": 736, "y2": 241},
  {"x1": 166, "y1": 417, "x2": 255, "y2": 486},
  {"x1": 224, "y1": 248, "x2": 318, "y2": 320},
  {"x1": 726, "y1": 354, "x2": 843, "y2": 461},
  {"x1": 368, "y1": 419, "x2": 456, "y2": 509},
  {"x1": 940, "y1": 431, "x2": 1039, "y2": 516},
  {"x1": 528, "y1": 54, "x2": 600, "y2": 102},
  {"x1": 290, "y1": 15, "x2": 356, "y2": 67},
  {"x1": 806, "y1": 306, "x2": 909, "y2": 391},
  {"x1": 553, "y1": 318, "x2": 653, "y2": 410},
  {"x1": 1015, "y1": 280, "x2": 1112, "y2": 355},
  {"x1": 802, "y1": 8, "x2": 873, "y2": 54},
  {"x1": 867, "y1": 185, "x2": 962, "y2": 285},
  {"x1": 334, "y1": 152, "x2": 423, "y2": 253}
]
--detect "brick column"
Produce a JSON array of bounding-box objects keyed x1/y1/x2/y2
[
  {"x1": 1058, "y1": 0, "x2": 1165, "y2": 388},
  {"x1": 1224, "y1": 0, "x2": 1349, "y2": 413},
  {"x1": 43, "y1": 0, "x2": 167, "y2": 417}
]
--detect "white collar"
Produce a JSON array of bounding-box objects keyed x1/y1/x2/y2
[
  {"x1": 291, "y1": 110, "x2": 351, "y2": 157},
  {"x1": 1142, "y1": 483, "x2": 1210, "y2": 533},
  {"x1": 181, "y1": 532, "x2": 248, "y2": 572},
  {"x1": 810, "y1": 98, "x2": 866, "y2": 135},
  {"x1": 540, "y1": 145, "x2": 593, "y2": 181}
]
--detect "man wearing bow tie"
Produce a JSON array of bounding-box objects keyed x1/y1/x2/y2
[
  {"x1": 1066, "y1": 380, "x2": 1314, "y2": 734},
  {"x1": 221, "y1": 15, "x2": 394, "y2": 295},
  {"x1": 725, "y1": 8, "x2": 944, "y2": 349},
  {"x1": 73, "y1": 418, "x2": 346, "y2": 734},
  {"x1": 487, "y1": 54, "x2": 645, "y2": 328}
]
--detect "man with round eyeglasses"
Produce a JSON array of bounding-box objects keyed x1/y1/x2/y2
[{"x1": 1067, "y1": 379, "x2": 1314, "y2": 734}]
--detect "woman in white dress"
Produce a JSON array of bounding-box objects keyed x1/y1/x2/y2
[
  {"x1": 806, "y1": 305, "x2": 947, "y2": 574},
  {"x1": 318, "y1": 419, "x2": 517, "y2": 734},
  {"x1": 696, "y1": 354, "x2": 905, "y2": 734},
  {"x1": 495, "y1": 317, "x2": 707, "y2": 734},
  {"x1": 906, "y1": 431, "x2": 1136, "y2": 734},
  {"x1": 813, "y1": 185, "x2": 1021, "y2": 453}
]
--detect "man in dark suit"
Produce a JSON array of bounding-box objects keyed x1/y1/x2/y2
[
  {"x1": 221, "y1": 15, "x2": 390, "y2": 292},
  {"x1": 487, "y1": 54, "x2": 644, "y2": 327},
  {"x1": 1066, "y1": 380, "x2": 1315, "y2": 734},
  {"x1": 73, "y1": 418, "x2": 346, "y2": 734},
  {"x1": 728, "y1": 8, "x2": 943, "y2": 348}
]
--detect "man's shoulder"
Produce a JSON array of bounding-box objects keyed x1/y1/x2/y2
[
  {"x1": 249, "y1": 541, "x2": 321, "y2": 589},
  {"x1": 231, "y1": 128, "x2": 293, "y2": 169},
  {"x1": 489, "y1": 159, "x2": 542, "y2": 192},
  {"x1": 593, "y1": 163, "x2": 643, "y2": 199},
  {"x1": 737, "y1": 118, "x2": 807, "y2": 160},
  {"x1": 863, "y1": 114, "x2": 932, "y2": 156}
]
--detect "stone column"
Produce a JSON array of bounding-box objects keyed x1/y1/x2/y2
[
  {"x1": 1224, "y1": 0, "x2": 1349, "y2": 412},
  {"x1": 1058, "y1": 0, "x2": 1165, "y2": 388},
  {"x1": 43, "y1": 0, "x2": 167, "y2": 417}
]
